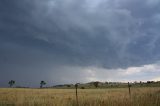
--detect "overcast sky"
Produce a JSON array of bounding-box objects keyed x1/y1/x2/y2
[{"x1": 0, "y1": 0, "x2": 160, "y2": 87}]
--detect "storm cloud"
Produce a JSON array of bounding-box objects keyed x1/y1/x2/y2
[{"x1": 0, "y1": 0, "x2": 160, "y2": 87}]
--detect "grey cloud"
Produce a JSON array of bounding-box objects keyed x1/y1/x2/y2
[
  {"x1": 31, "y1": 0, "x2": 160, "y2": 68},
  {"x1": 0, "y1": 0, "x2": 160, "y2": 86}
]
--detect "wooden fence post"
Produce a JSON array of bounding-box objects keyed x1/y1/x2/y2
[
  {"x1": 75, "y1": 83, "x2": 79, "y2": 106},
  {"x1": 128, "y1": 82, "x2": 131, "y2": 97}
]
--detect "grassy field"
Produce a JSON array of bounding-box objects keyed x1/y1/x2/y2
[{"x1": 0, "y1": 87, "x2": 160, "y2": 106}]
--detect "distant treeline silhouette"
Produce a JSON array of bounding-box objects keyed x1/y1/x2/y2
[{"x1": 7, "y1": 80, "x2": 160, "y2": 88}]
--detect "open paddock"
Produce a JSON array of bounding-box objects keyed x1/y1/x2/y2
[{"x1": 0, "y1": 87, "x2": 160, "y2": 106}]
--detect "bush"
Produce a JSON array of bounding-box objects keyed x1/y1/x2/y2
[
  {"x1": 81, "y1": 87, "x2": 85, "y2": 89},
  {"x1": 67, "y1": 85, "x2": 71, "y2": 87}
]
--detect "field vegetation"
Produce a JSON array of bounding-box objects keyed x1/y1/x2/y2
[{"x1": 0, "y1": 87, "x2": 160, "y2": 106}]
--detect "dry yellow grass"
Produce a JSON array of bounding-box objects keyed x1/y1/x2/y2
[{"x1": 0, "y1": 87, "x2": 160, "y2": 106}]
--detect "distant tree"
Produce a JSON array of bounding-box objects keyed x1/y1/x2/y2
[
  {"x1": 147, "y1": 81, "x2": 154, "y2": 84},
  {"x1": 67, "y1": 85, "x2": 71, "y2": 87},
  {"x1": 105, "y1": 82, "x2": 109, "y2": 84},
  {"x1": 81, "y1": 87, "x2": 85, "y2": 89},
  {"x1": 147, "y1": 81, "x2": 151, "y2": 84},
  {"x1": 140, "y1": 81, "x2": 143, "y2": 86},
  {"x1": 40, "y1": 81, "x2": 46, "y2": 88},
  {"x1": 93, "y1": 81, "x2": 99, "y2": 88},
  {"x1": 75, "y1": 83, "x2": 79, "y2": 88},
  {"x1": 8, "y1": 80, "x2": 15, "y2": 87}
]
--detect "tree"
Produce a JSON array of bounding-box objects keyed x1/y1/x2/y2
[
  {"x1": 8, "y1": 80, "x2": 15, "y2": 87},
  {"x1": 93, "y1": 81, "x2": 99, "y2": 88},
  {"x1": 40, "y1": 81, "x2": 46, "y2": 88}
]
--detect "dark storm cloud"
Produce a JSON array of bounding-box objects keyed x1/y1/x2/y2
[{"x1": 1, "y1": 0, "x2": 160, "y2": 86}]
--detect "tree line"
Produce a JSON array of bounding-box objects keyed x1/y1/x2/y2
[{"x1": 8, "y1": 80, "x2": 160, "y2": 88}]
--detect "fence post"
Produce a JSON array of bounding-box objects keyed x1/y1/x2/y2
[
  {"x1": 75, "y1": 83, "x2": 79, "y2": 106},
  {"x1": 128, "y1": 82, "x2": 131, "y2": 97}
]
